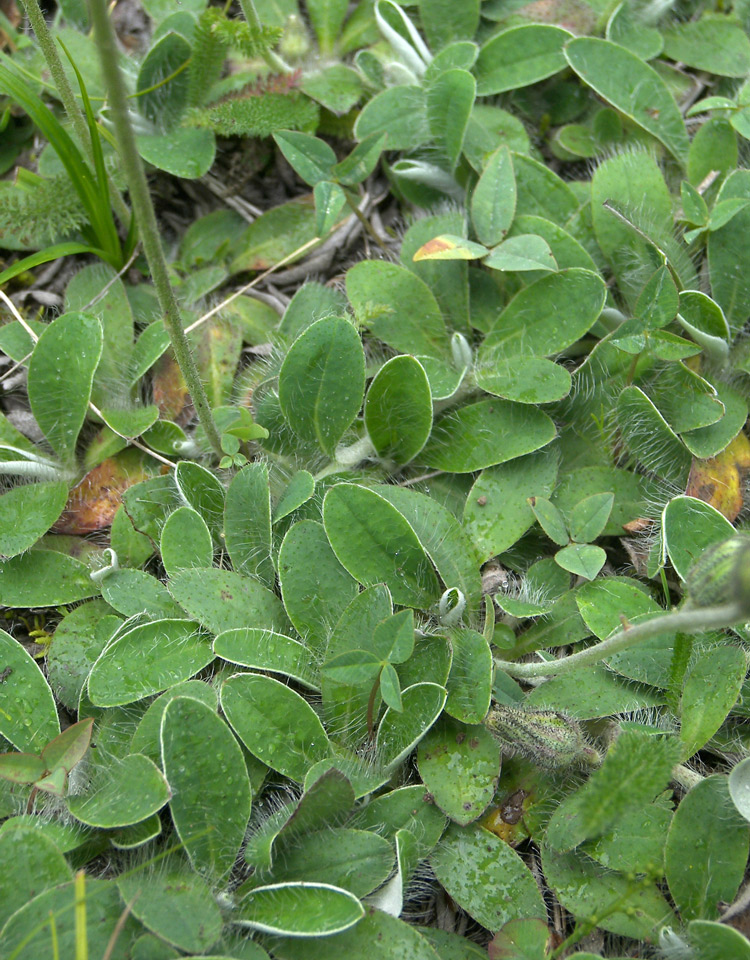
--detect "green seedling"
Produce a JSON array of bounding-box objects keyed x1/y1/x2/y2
[
  {"x1": 527, "y1": 492, "x2": 612, "y2": 581},
  {"x1": 274, "y1": 129, "x2": 388, "y2": 238},
  {"x1": 0, "y1": 718, "x2": 93, "y2": 809},
  {"x1": 322, "y1": 609, "x2": 415, "y2": 736}
]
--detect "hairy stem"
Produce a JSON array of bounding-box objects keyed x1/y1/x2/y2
[
  {"x1": 672, "y1": 763, "x2": 704, "y2": 792},
  {"x1": 238, "y1": 0, "x2": 292, "y2": 74},
  {"x1": 495, "y1": 602, "x2": 746, "y2": 679},
  {"x1": 344, "y1": 194, "x2": 389, "y2": 252},
  {"x1": 18, "y1": 0, "x2": 131, "y2": 231},
  {"x1": 366, "y1": 674, "x2": 380, "y2": 741},
  {"x1": 89, "y1": 0, "x2": 224, "y2": 460},
  {"x1": 25, "y1": 785, "x2": 38, "y2": 815},
  {"x1": 625, "y1": 349, "x2": 641, "y2": 386},
  {"x1": 0, "y1": 461, "x2": 70, "y2": 480}
]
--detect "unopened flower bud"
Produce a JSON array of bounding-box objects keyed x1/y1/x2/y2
[
  {"x1": 684, "y1": 534, "x2": 750, "y2": 616},
  {"x1": 279, "y1": 15, "x2": 311, "y2": 59},
  {"x1": 484, "y1": 705, "x2": 601, "y2": 770}
]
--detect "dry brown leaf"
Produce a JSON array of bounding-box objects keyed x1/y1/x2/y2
[
  {"x1": 54, "y1": 449, "x2": 152, "y2": 534},
  {"x1": 685, "y1": 432, "x2": 750, "y2": 522}
]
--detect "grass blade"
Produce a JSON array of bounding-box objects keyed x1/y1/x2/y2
[
  {"x1": 0, "y1": 242, "x2": 108, "y2": 286},
  {"x1": 0, "y1": 55, "x2": 120, "y2": 267},
  {"x1": 58, "y1": 36, "x2": 121, "y2": 263}
]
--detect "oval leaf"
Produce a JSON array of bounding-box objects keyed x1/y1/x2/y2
[
  {"x1": 160, "y1": 505, "x2": 213, "y2": 578},
  {"x1": 278, "y1": 317, "x2": 365, "y2": 455},
  {"x1": 67, "y1": 753, "x2": 170, "y2": 828},
  {"x1": 665, "y1": 775, "x2": 750, "y2": 920},
  {"x1": 278, "y1": 519, "x2": 358, "y2": 654},
  {"x1": 168, "y1": 567, "x2": 289, "y2": 635},
  {"x1": 322, "y1": 484, "x2": 441, "y2": 608},
  {"x1": 480, "y1": 268, "x2": 607, "y2": 359},
  {"x1": 118, "y1": 868, "x2": 223, "y2": 954},
  {"x1": 679, "y1": 645, "x2": 747, "y2": 759},
  {"x1": 221, "y1": 673, "x2": 330, "y2": 782},
  {"x1": 564, "y1": 37, "x2": 689, "y2": 163},
  {"x1": 364, "y1": 355, "x2": 433, "y2": 464},
  {"x1": 476, "y1": 24, "x2": 572, "y2": 95},
  {"x1": 376, "y1": 682, "x2": 447, "y2": 769},
  {"x1": 0, "y1": 627, "x2": 60, "y2": 751},
  {"x1": 236, "y1": 881, "x2": 364, "y2": 937},
  {"x1": 420, "y1": 399, "x2": 556, "y2": 473},
  {"x1": 224, "y1": 461, "x2": 274, "y2": 586},
  {"x1": 483, "y1": 234, "x2": 557, "y2": 273},
  {"x1": 174, "y1": 460, "x2": 225, "y2": 538},
  {"x1": 137, "y1": 126, "x2": 216, "y2": 178},
  {"x1": 88, "y1": 619, "x2": 213, "y2": 707},
  {"x1": 263, "y1": 827, "x2": 394, "y2": 898},
  {"x1": 476, "y1": 356, "x2": 571, "y2": 404},
  {"x1": 0, "y1": 482, "x2": 69, "y2": 558},
  {"x1": 161, "y1": 696, "x2": 251, "y2": 879},
  {"x1": 0, "y1": 826, "x2": 71, "y2": 929},
  {"x1": 374, "y1": 485, "x2": 483, "y2": 610},
  {"x1": 431, "y1": 822, "x2": 545, "y2": 932},
  {"x1": 417, "y1": 716, "x2": 501, "y2": 826},
  {"x1": 445, "y1": 628, "x2": 493, "y2": 723},
  {"x1": 426, "y1": 68, "x2": 475, "y2": 170},
  {"x1": 101, "y1": 568, "x2": 183, "y2": 619},
  {"x1": 662, "y1": 18, "x2": 750, "y2": 78},
  {"x1": 471, "y1": 146, "x2": 515, "y2": 247},
  {"x1": 0, "y1": 549, "x2": 101, "y2": 607},
  {"x1": 214, "y1": 627, "x2": 319, "y2": 690},
  {"x1": 663, "y1": 495, "x2": 736, "y2": 581},
  {"x1": 353, "y1": 85, "x2": 430, "y2": 151},
  {"x1": 346, "y1": 260, "x2": 450, "y2": 359},
  {"x1": 27, "y1": 312, "x2": 103, "y2": 464}
]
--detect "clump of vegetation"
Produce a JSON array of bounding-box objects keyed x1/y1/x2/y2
[{"x1": 1, "y1": 0, "x2": 750, "y2": 958}]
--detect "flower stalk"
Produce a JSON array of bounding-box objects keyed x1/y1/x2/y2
[
  {"x1": 497, "y1": 535, "x2": 750, "y2": 680},
  {"x1": 89, "y1": 0, "x2": 224, "y2": 460},
  {"x1": 238, "y1": 0, "x2": 292, "y2": 74},
  {"x1": 18, "y1": 0, "x2": 131, "y2": 231},
  {"x1": 495, "y1": 601, "x2": 746, "y2": 680}
]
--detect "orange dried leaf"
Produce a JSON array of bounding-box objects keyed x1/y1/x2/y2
[
  {"x1": 732, "y1": 430, "x2": 750, "y2": 469},
  {"x1": 685, "y1": 433, "x2": 750, "y2": 522},
  {"x1": 413, "y1": 234, "x2": 488, "y2": 261},
  {"x1": 622, "y1": 517, "x2": 652, "y2": 534},
  {"x1": 54, "y1": 449, "x2": 152, "y2": 534},
  {"x1": 152, "y1": 351, "x2": 193, "y2": 425}
]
